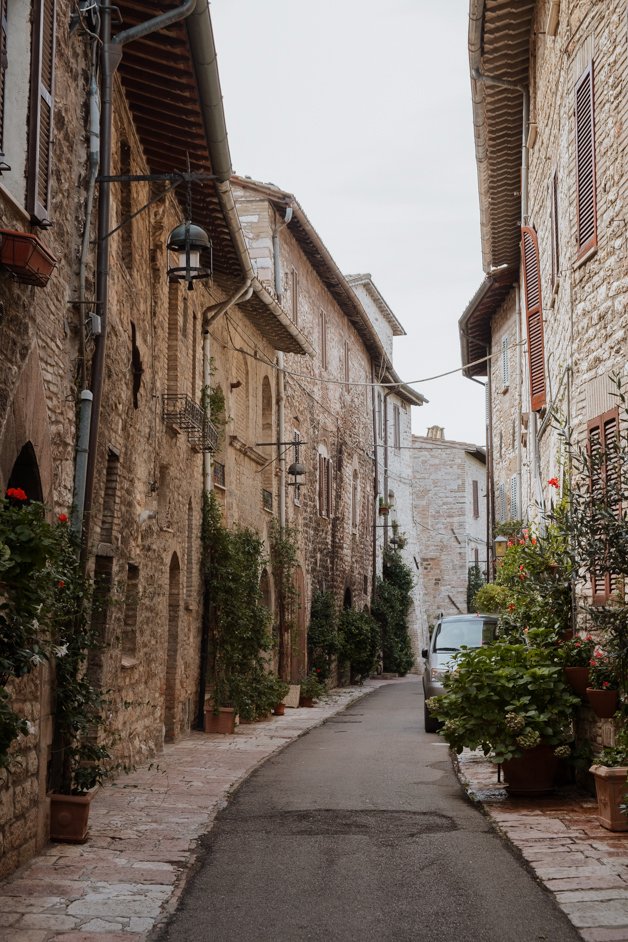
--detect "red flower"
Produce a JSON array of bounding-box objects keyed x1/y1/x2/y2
[
  {"x1": 508, "y1": 603, "x2": 516, "y2": 612},
  {"x1": 531, "y1": 538, "x2": 537, "y2": 545},
  {"x1": 57, "y1": 513, "x2": 68, "y2": 524},
  {"x1": 548, "y1": 477, "x2": 559, "y2": 489},
  {"x1": 57, "y1": 580, "x2": 65, "y2": 589},
  {"x1": 6, "y1": 487, "x2": 27, "y2": 501}
]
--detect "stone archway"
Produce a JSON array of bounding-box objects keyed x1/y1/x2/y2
[
  {"x1": 0, "y1": 348, "x2": 54, "y2": 504},
  {"x1": 7, "y1": 441, "x2": 43, "y2": 501},
  {"x1": 164, "y1": 553, "x2": 181, "y2": 743}
]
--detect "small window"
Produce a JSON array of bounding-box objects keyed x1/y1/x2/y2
[
  {"x1": 393, "y1": 404, "x2": 401, "y2": 450},
  {"x1": 501, "y1": 335, "x2": 509, "y2": 389},
  {"x1": 318, "y1": 452, "x2": 332, "y2": 518},
  {"x1": 291, "y1": 267, "x2": 299, "y2": 323},
  {"x1": 510, "y1": 474, "x2": 519, "y2": 519},
  {"x1": 351, "y1": 469, "x2": 359, "y2": 529},
  {"x1": 472, "y1": 479, "x2": 479, "y2": 519},
  {"x1": 213, "y1": 461, "x2": 226, "y2": 489},
  {"x1": 319, "y1": 310, "x2": 328, "y2": 370}
]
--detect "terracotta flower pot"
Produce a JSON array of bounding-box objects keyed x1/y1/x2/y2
[
  {"x1": 203, "y1": 706, "x2": 236, "y2": 734},
  {"x1": 299, "y1": 696, "x2": 314, "y2": 708},
  {"x1": 586, "y1": 688, "x2": 619, "y2": 719},
  {"x1": 273, "y1": 702, "x2": 285, "y2": 716},
  {"x1": 50, "y1": 789, "x2": 97, "y2": 843},
  {"x1": 0, "y1": 229, "x2": 58, "y2": 287},
  {"x1": 502, "y1": 744, "x2": 558, "y2": 796},
  {"x1": 590, "y1": 764, "x2": 628, "y2": 831},
  {"x1": 564, "y1": 666, "x2": 590, "y2": 697}
]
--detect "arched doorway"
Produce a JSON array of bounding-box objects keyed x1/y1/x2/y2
[
  {"x1": 7, "y1": 442, "x2": 43, "y2": 501},
  {"x1": 164, "y1": 553, "x2": 181, "y2": 742},
  {"x1": 290, "y1": 565, "x2": 306, "y2": 682},
  {"x1": 343, "y1": 586, "x2": 353, "y2": 610}
]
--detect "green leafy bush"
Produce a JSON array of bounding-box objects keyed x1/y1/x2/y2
[
  {"x1": 338, "y1": 608, "x2": 380, "y2": 682},
  {"x1": 372, "y1": 549, "x2": 414, "y2": 675},
  {"x1": 307, "y1": 590, "x2": 338, "y2": 681},
  {"x1": 429, "y1": 642, "x2": 579, "y2": 764}
]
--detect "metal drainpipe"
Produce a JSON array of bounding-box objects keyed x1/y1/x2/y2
[
  {"x1": 468, "y1": 373, "x2": 489, "y2": 577},
  {"x1": 82, "y1": 0, "x2": 199, "y2": 558},
  {"x1": 272, "y1": 207, "x2": 293, "y2": 529}
]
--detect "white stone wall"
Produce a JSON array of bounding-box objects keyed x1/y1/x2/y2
[{"x1": 412, "y1": 433, "x2": 487, "y2": 628}]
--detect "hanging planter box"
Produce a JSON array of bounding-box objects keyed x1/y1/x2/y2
[{"x1": 0, "y1": 229, "x2": 58, "y2": 287}]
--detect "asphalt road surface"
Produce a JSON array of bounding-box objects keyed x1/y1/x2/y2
[{"x1": 155, "y1": 679, "x2": 582, "y2": 942}]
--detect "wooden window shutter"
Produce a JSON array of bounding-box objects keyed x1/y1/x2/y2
[
  {"x1": 0, "y1": 0, "x2": 7, "y2": 159},
  {"x1": 326, "y1": 458, "x2": 332, "y2": 517},
  {"x1": 318, "y1": 454, "x2": 324, "y2": 515},
  {"x1": 550, "y1": 170, "x2": 560, "y2": 290},
  {"x1": 27, "y1": 0, "x2": 56, "y2": 225},
  {"x1": 521, "y1": 226, "x2": 547, "y2": 412},
  {"x1": 472, "y1": 479, "x2": 479, "y2": 518},
  {"x1": 588, "y1": 409, "x2": 620, "y2": 603},
  {"x1": 575, "y1": 62, "x2": 597, "y2": 259}
]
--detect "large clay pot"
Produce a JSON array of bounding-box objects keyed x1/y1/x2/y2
[
  {"x1": 50, "y1": 790, "x2": 96, "y2": 843},
  {"x1": 590, "y1": 765, "x2": 628, "y2": 831},
  {"x1": 502, "y1": 744, "x2": 558, "y2": 796},
  {"x1": 564, "y1": 666, "x2": 590, "y2": 697},
  {"x1": 299, "y1": 696, "x2": 314, "y2": 708},
  {"x1": 273, "y1": 703, "x2": 285, "y2": 716},
  {"x1": 203, "y1": 706, "x2": 236, "y2": 734},
  {"x1": 586, "y1": 688, "x2": 619, "y2": 719}
]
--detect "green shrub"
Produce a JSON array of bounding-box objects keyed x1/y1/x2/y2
[
  {"x1": 307, "y1": 590, "x2": 338, "y2": 681},
  {"x1": 338, "y1": 608, "x2": 380, "y2": 682},
  {"x1": 372, "y1": 549, "x2": 414, "y2": 675}
]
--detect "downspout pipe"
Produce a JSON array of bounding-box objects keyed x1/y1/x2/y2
[
  {"x1": 82, "y1": 0, "x2": 199, "y2": 555},
  {"x1": 272, "y1": 207, "x2": 293, "y2": 530}
]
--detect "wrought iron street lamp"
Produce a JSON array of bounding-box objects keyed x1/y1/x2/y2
[{"x1": 167, "y1": 220, "x2": 212, "y2": 289}]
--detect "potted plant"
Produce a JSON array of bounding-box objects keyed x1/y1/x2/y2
[
  {"x1": 429, "y1": 641, "x2": 580, "y2": 795},
  {"x1": 268, "y1": 674, "x2": 290, "y2": 715},
  {"x1": 590, "y1": 725, "x2": 628, "y2": 831},
  {"x1": 586, "y1": 648, "x2": 620, "y2": 718},
  {"x1": 558, "y1": 634, "x2": 596, "y2": 697},
  {"x1": 0, "y1": 229, "x2": 58, "y2": 286},
  {"x1": 299, "y1": 671, "x2": 326, "y2": 707},
  {"x1": 48, "y1": 529, "x2": 112, "y2": 842},
  {"x1": 378, "y1": 497, "x2": 390, "y2": 516}
]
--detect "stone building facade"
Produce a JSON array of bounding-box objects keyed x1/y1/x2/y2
[
  {"x1": 0, "y1": 0, "x2": 93, "y2": 878},
  {"x1": 412, "y1": 427, "x2": 487, "y2": 629},
  {"x1": 346, "y1": 274, "x2": 428, "y2": 661},
  {"x1": 232, "y1": 178, "x2": 389, "y2": 674},
  {"x1": 460, "y1": 0, "x2": 628, "y2": 568},
  {"x1": 0, "y1": 0, "x2": 311, "y2": 878}
]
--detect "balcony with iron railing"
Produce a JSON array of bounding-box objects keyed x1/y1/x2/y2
[{"x1": 162, "y1": 394, "x2": 218, "y2": 452}]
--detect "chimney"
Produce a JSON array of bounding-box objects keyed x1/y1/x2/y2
[{"x1": 426, "y1": 425, "x2": 445, "y2": 441}]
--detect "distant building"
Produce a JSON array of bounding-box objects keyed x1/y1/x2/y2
[{"x1": 412, "y1": 427, "x2": 488, "y2": 628}]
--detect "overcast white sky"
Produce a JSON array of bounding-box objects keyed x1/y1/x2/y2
[{"x1": 211, "y1": 0, "x2": 486, "y2": 446}]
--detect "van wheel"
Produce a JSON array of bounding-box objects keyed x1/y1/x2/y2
[{"x1": 424, "y1": 700, "x2": 440, "y2": 733}]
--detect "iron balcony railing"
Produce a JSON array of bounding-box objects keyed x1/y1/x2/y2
[{"x1": 162, "y1": 394, "x2": 218, "y2": 452}]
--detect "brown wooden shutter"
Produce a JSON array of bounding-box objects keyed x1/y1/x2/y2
[
  {"x1": 318, "y1": 454, "x2": 325, "y2": 516},
  {"x1": 0, "y1": 0, "x2": 7, "y2": 160},
  {"x1": 326, "y1": 458, "x2": 332, "y2": 517},
  {"x1": 588, "y1": 409, "x2": 619, "y2": 603},
  {"x1": 521, "y1": 226, "x2": 547, "y2": 412},
  {"x1": 575, "y1": 62, "x2": 597, "y2": 259},
  {"x1": 27, "y1": 0, "x2": 56, "y2": 225}
]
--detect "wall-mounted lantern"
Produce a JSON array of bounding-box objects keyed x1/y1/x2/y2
[
  {"x1": 167, "y1": 220, "x2": 212, "y2": 289},
  {"x1": 494, "y1": 534, "x2": 508, "y2": 569}
]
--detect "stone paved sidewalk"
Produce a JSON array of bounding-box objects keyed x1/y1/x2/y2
[
  {"x1": 0, "y1": 679, "x2": 399, "y2": 942},
  {"x1": 456, "y1": 749, "x2": 628, "y2": 942}
]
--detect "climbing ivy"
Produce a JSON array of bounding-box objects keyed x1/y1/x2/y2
[{"x1": 372, "y1": 549, "x2": 415, "y2": 676}]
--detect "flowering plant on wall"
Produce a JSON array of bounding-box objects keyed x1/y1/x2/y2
[{"x1": 0, "y1": 490, "x2": 110, "y2": 790}]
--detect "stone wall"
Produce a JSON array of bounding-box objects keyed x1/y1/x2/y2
[
  {"x1": 411, "y1": 432, "x2": 487, "y2": 627},
  {"x1": 0, "y1": 0, "x2": 93, "y2": 876}
]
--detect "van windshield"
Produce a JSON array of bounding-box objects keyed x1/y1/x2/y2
[{"x1": 433, "y1": 618, "x2": 496, "y2": 652}]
